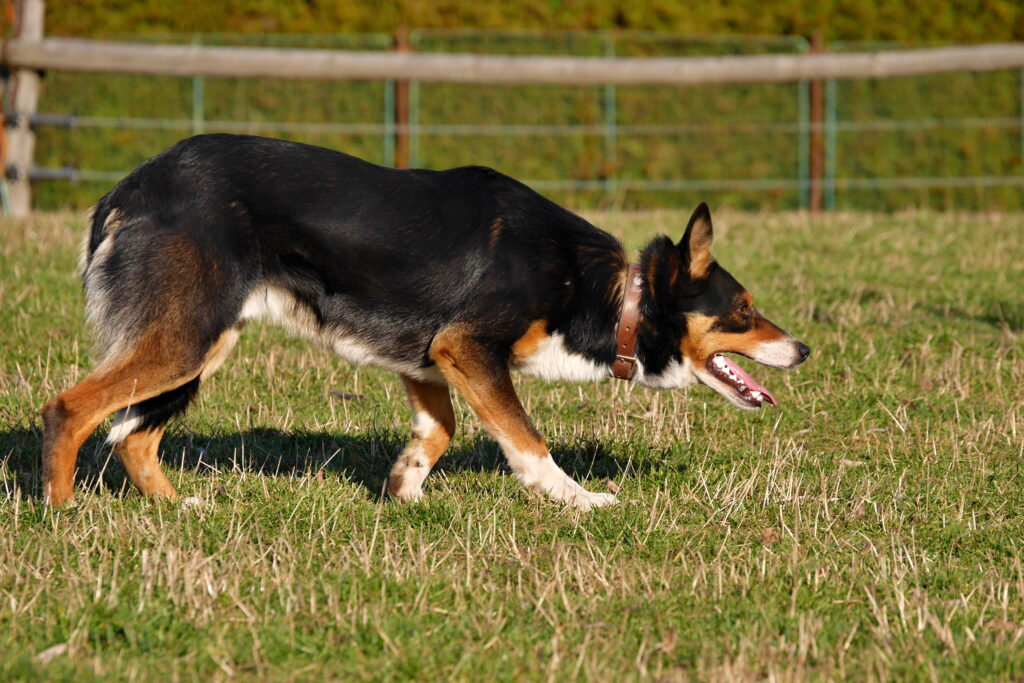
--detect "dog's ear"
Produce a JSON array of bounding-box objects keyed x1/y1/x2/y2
[{"x1": 678, "y1": 202, "x2": 714, "y2": 280}]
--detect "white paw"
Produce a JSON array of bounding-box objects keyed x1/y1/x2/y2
[
  {"x1": 567, "y1": 490, "x2": 619, "y2": 511},
  {"x1": 387, "y1": 470, "x2": 426, "y2": 502},
  {"x1": 388, "y1": 456, "x2": 431, "y2": 503},
  {"x1": 179, "y1": 496, "x2": 204, "y2": 509},
  {"x1": 389, "y1": 483, "x2": 424, "y2": 503}
]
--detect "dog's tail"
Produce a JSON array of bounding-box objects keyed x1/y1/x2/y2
[
  {"x1": 81, "y1": 191, "x2": 148, "y2": 371},
  {"x1": 85, "y1": 193, "x2": 118, "y2": 268}
]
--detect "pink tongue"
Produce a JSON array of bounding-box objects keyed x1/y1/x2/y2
[{"x1": 722, "y1": 356, "x2": 778, "y2": 406}]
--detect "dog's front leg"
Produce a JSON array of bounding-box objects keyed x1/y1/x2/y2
[
  {"x1": 388, "y1": 375, "x2": 456, "y2": 502},
  {"x1": 429, "y1": 325, "x2": 618, "y2": 511}
]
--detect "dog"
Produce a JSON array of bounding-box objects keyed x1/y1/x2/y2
[{"x1": 41, "y1": 134, "x2": 809, "y2": 509}]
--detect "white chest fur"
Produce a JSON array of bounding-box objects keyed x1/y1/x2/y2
[{"x1": 512, "y1": 333, "x2": 609, "y2": 383}]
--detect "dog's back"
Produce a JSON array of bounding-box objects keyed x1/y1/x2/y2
[{"x1": 84, "y1": 134, "x2": 616, "y2": 372}]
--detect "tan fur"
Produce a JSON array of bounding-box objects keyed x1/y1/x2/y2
[
  {"x1": 430, "y1": 325, "x2": 546, "y2": 456},
  {"x1": 511, "y1": 319, "x2": 549, "y2": 361},
  {"x1": 387, "y1": 377, "x2": 456, "y2": 498},
  {"x1": 488, "y1": 217, "x2": 504, "y2": 249},
  {"x1": 681, "y1": 311, "x2": 792, "y2": 365},
  {"x1": 114, "y1": 425, "x2": 177, "y2": 499},
  {"x1": 42, "y1": 326, "x2": 210, "y2": 505},
  {"x1": 102, "y1": 208, "x2": 124, "y2": 236},
  {"x1": 200, "y1": 328, "x2": 240, "y2": 381},
  {"x1": 427, "y1": 325, "x2": 616, "y2": 510},
  {"x1": 687, "y1": 213, "x2": 714, "y2": 279},
  {"x1": 577, "y1": 245, "x2": 627, "y2": 308}
]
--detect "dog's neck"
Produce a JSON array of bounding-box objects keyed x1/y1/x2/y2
[
  {"x1": 557, "y1": 235, "x2": 687, "y2": 381},
  {"x1": 553, "y1": 239, "x2": 628, "y2": 369}
]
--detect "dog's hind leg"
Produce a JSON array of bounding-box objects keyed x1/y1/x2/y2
[
  {"x1": 41, "y1": 327, "x2": 238, "y2": 505},
  {"x1": 387, "y1": 375, "x2": 456, "y2": 502},
  {"x1": 109, "y1": 328, "x2": 239, "y2": 500},
  {"x1": 429, "y1": 325, "x2": 618, "y2": 511},
  {"x1": 113, "y1": 424, "x2": 175, "y2": 499}
]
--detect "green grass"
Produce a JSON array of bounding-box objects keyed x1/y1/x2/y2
[{"x1": 1, "y1": 209, "x2": 1022, "y2": 680}]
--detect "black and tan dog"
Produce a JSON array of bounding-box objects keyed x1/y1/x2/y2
[{"x1": 42, "y1": 134, "x2": 809, "y2": 509}]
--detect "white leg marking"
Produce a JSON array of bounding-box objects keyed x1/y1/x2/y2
[
  {"x1": 388, "y1": 447, "x2": 431, "y2": 502},
  {"x1": 499, "y1": 441, "x2": 618, "y2": 511},
  {"x1": 180, "y1": 496, "x2": 204, "y2": 509},
  {"x1": 389, "y1": 409, "x2": 445, "y2": 502},
  {"x1": 106, "y1": 407, "x2": 144, "y2": 445}
]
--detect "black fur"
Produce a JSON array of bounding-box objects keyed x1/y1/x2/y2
[
  {"x1": 133, "y1": 376, "x2": 202, "y2": 433},
  {"x1": 84, "y1": 134, "x2": 782, "y2": 437},
  {"x1": 88, "y1": 134, "x2": 628, "y2": 366}
]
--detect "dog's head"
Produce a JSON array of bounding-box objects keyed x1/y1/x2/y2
[{"x1": 636, "y1": 203, "x2": 810, "y2": 409}]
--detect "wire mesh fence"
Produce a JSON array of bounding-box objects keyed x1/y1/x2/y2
[
  {"x1": 23, "y1": 30, "x2": 1024, "y2": 211},
  {"x1": 825, "y1": 41, "x2": 1024, "y2": 210}
]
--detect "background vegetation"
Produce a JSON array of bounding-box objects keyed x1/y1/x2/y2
[
  {"x1": 1, "y1": 209, "x2": 1022, "y2": 678},
  {"x1": 47, "y1": 0, "x2": 1024, "y2": 44}
]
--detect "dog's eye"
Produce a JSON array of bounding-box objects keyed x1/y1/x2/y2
[{"x1": 736, "y1": 304, "x2": 751, "y2": 316}]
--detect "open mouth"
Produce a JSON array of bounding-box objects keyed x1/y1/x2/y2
[{"x1": 706, "y1": 353, "x2": 778, "y2": 408}]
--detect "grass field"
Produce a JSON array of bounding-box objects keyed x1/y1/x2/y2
[{"x1": 1, "y1": 209, "x2": 1022, "y2": 680}]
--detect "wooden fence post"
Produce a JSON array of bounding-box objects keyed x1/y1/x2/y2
[
  {"x1": 393, "y1": 27, "x2": 410, "y2": 169},
  {"x1": 6, "y1": 0, "x2": 43, "y2": 217},
  {"x1": 808, "y1": 33, "x2": 825, "y2": 214}
]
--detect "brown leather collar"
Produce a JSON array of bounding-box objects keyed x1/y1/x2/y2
[{"x1": 610, "y1": 263, "x2": 644, "y2": 380}]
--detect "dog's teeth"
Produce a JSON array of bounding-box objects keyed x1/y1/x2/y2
[
  {"x1": 750, "y1": 391, "x2": 762, "y2": 400},
  {"x1": 714, "y1": 356, "x2": 726, "y2": 368}
]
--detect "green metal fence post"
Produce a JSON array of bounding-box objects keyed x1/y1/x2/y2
[
  {"x1": 603, "y1": 33, "x2": 617, "y2": 195},
  {"x1": 384, "y1": 80, "x2": 395, "y2": 167},
  {"x1": 408, "y1": 31, "x2": 420, "y2": 169},
  {"x1": 192, "y1": 75, "x2": 205, "y2": 135},
  {"x1": 808, "y1": 33, "x2": 826, "y2": 212},
  {"x1": 796, "y1": 36, "x2": 811, "y2": 210},
  {"x1": 191, "y1": 37, "x2": 204, "y2": 135},
  {"x1": 824, "y1": 79, "x2": 837, "y2": 210},
  {"x1": 409, "y1": 80, "x2": 420, "y2": 168}
]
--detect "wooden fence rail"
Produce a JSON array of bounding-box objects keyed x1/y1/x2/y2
[{"x1": 3, "y1": 37, "x2": 1024, "y2": 85}]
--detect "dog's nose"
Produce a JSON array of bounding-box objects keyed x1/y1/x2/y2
[{"x1": 797, "y1": 342, "x2": 811, "y2": 362}]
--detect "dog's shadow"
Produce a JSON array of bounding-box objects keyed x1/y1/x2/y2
[{"x1": 0, "y1": 426, "x2": 677, "y2": 501}]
